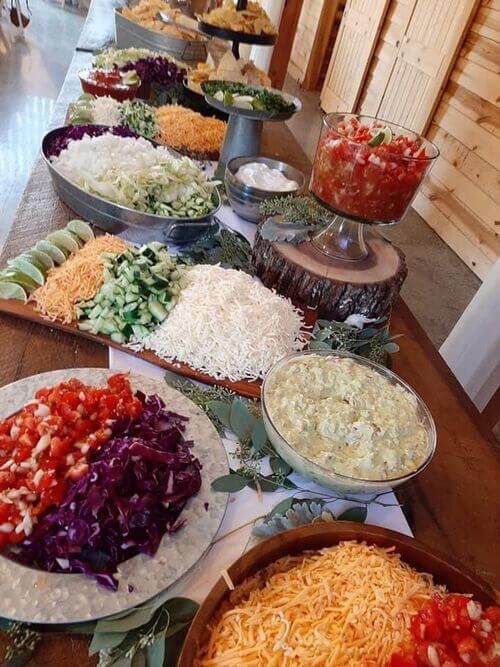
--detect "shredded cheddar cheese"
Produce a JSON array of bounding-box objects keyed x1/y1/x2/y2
[
  {"x1": 155, "y1": 105, "x2": 226, "y2": 159},
  {"x1": 196, "y1": 541, "x2": 443, "y2": 667},
  {"x1": 30, "y1": 235, "x2": 128, "y2": 323}
]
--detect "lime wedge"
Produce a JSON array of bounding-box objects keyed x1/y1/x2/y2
[
  {"x1": 0, "y1": 282, "x2": 28, "y2": 302},
  {"x1": 46, "y1": 230, "x2": 80, "y2": 254},
  {"x1": 66, "y1": 219, "x2": 94, "y2": 243},
  {"x1": 223, "y1": 90, "x2": 234, "y2": 106},
  {"x1": 7, "y1": 257, "x2": 45, "y2": 285},
  {"x1": 9, "y1": 253, "x2": 44, "y2": 273},
  {"x1": 0, "y1": 271, "x2": 39, "y2": 292},
  {"x1": 35, "y1": 240, "x2": 67, "y2": 264},
  {"x1": 368, "y1": 126, "x2": 393, "y2": 147},
  {"x1": 26, "y1": 249, "x2": 54, "y2": 271}
]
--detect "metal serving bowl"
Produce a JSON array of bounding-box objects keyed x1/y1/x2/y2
[
  {"x1": 225, "y1": 157, "x2": 304, "y2": 223},
  {"x1": 42, "y1": 126, "x2": 221, "y2": 244},
  {"x1": 261, "y1": 350, "x2": 436, "y2": 494},
  {"x1": 114, "y1": 8, "x2": 208, "y2": 65}
]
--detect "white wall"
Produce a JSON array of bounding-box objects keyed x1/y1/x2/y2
[{"x1": 440, "y1": 259, "x2": 500, "y2": 411}]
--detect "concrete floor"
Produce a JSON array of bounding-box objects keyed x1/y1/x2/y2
[
  {"x1": 0, "y1": 0, "x2": 85, "y2": 248},
  {"x1": 285, "y1": 77, "x2": 481, "y2": 348},
  {"x1": 0, "y1": 8, "x2": 481, "y2": 349}
]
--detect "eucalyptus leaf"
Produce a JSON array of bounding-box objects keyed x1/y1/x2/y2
[
  {"x1": 207, "y1": 400, "x2": 231, "y2": 429},
  {"x1": 163, "y1": 621, "x2": 190, "y2": 639},
  {"x1": 338, "y1": 506, "x2": 368, "y2": 523},
  {"x1": 313, "y1": 328, "x2": 332, "y2": 342},
  {"x1": 146, "y1": 629, "x2": 167, "y2": 667},
  {"x1": 90, "y1": 631, "x2": 128, "y2": 656},
  {"x1": 163, "y1": 598, "x2": 199, "y2": 624},
  {"x1": 263, "y1": 496, "x2": 295, "y2": 521},
  {"x1": 260, "y1": 219, "x2": 316, "y2": 244},
  {"x1": 248, "y1": 477, "x2": 279, "y2": 493},
  {"x1": 308, "y1": 340, "x2": 332, "y2": 351},
  {"x1": 251, "y1": 419, "x2": 268, "y2": 453},
  {"x1": 229, "y1": 400, "x2": 256, "y2": 441},
  {"x1": 269, "y1": 457, "x2": 292, "y2": 476},
  {"x1": 95, "y1": 606, "x2": 157, "y2": 633},
  {"x1": 316, "y1": 319, "x2": 333, "y2": 328},
  {"x1": 211, "y1": 473, "x2": 248, "y2": 492},
  {"x1": 358, "y1": 327, "x2": 380, "y2": 339},
  {"x1": 383, "y1": 342, "x2": 400, "y2": 353}
]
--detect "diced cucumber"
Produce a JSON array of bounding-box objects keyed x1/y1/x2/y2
[
  {"x1": 148, "y1": 300, "x2": 168, "y2": 322},
  {"x1": 76, "y1": 242, "x2": 186, "y2": 343}
]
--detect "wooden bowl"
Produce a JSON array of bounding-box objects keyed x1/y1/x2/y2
[{"x1": 178, "y1": 522, "x2": 499, "y2": 666}]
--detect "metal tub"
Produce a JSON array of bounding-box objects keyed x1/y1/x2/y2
[
  {"x1": 115, "y1": 9, "x2": 208, "y2": 64},
  {"x1": 42, "y1": 127, "x2": 221, "y2": 244}
]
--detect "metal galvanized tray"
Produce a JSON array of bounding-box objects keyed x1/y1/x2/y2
[
  {"x1": 201, "y1": 81, "x2": 302, "y2": 122},
  {"x1": 42, "y1": 127, "x2": 222, "y2": 244},
  {"x1": 0, "y1": 368, "x2": 228, "y2": 624},
  {"x1": 115, "y1": 8, "x2": 208, "y2": 64}
]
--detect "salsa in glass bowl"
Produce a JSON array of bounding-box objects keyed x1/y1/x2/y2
[
  {"x1": 78, "y1": 68, "x2": 141, "y2": 102},
  {"x1": 310, "y1": 114, "x2": 439, "y2": 224}
]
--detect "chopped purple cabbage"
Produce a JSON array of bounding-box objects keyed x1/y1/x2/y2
[
  {"x1": 44, "y1": 124, "x2": 140, "y2": 159},
  {"x1": 14, "y1": 393, "x2": 202, "y2": 590},
  {"x1": 118, "y1": 57, "x2": 186, "y2": 87}
]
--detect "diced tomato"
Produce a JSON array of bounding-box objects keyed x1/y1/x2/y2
[
  {"x1": 0, "y1": 374, "x2": 142, "y2": 545},
  {"x1": 389, "y1": 595, "x2": 500, "y2": 667},
  {"x1": 310, "y1": 117, "x2": 432, "y2": 223}
]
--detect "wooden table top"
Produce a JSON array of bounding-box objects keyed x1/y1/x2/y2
[{"x1": 0, "y1": 32, "x2": 498, "y2": 667}]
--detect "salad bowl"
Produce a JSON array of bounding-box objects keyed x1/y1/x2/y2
[{"x1": 42, "y1": 126, "x2": 221, "y2": 244}]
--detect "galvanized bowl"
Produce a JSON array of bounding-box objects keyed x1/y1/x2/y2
[
  {"x1": 42, "y1": 126, "x2": 221, "y2": 244},
  {"x1": 115, "y1": 8, "x2": 208, "y2": 65},
  {"x1": 225, "y1": 156, "x2": 304, "y2": 223}
]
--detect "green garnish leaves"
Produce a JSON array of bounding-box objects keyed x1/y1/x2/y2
[{"x1": 203, "y1": 81, "x2": 295, "y2": 114}]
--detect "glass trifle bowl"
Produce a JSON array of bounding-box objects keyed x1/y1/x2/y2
[{"x1": 309, "y1": 113, "x2": 439, "y2": 260}]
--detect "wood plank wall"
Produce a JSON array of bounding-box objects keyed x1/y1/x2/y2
[
  {"x1": 413, "y1": 0, "x2": 500, "y2": 280},
  {"x1": 288, "y1": 0, "x2": 325, "y2": 84},
  {"x1": 356, "y1": 0, "x2": 499, "y2": 279}
]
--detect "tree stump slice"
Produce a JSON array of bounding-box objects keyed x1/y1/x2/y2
[{"x1": 252, "y1": 230, "x2": 408, "y2": 321}]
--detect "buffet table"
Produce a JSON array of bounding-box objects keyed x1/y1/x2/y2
[{"x1": 0, "y1": 3, "x2": 498, "y2": 663}]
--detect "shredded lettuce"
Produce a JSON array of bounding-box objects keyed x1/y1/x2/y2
[{"x1": 51, "y1": 132, "x2": 219, "y2": 218}]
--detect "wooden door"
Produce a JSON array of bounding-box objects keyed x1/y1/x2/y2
[
  {"x1": 360, "y1": 0, "x2": 480, "y2": 134},
  {"x1": 320, "y1": 0, "x2": 391, "y2": 113}
]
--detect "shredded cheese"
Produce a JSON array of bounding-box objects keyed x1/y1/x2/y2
[
  {"x1": 138, "y1": 265, "x2": 307, "y2": 382},
  {"x1": 30, "y1": 235, "x2": 128, "y2": 323},
  {"x1": 155, "y1": 105, "x2": 226, "y2": 158},
  {"x1": 196, "y1": 541, "x2": 442, "y2": 666}
]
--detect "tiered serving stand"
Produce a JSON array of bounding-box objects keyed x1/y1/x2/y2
[
  {"x1": 197, "y1": 0, "x2": 302, "y2": 178},
  {"x1": 253, "y1": 113, "x2": 439, "y2": 321}
]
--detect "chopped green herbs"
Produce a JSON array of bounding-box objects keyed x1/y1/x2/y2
[{"x1": 203, "y1": 81, "x2": 295, "y2": 114}]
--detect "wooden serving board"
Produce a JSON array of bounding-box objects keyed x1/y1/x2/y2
[{"x1": 0, "y1": 299, "x2": 316, "y2": 399}]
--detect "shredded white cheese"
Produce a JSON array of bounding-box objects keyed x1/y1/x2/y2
[{"x1": 137, "y1": 265, "x2": 307, "y2": 382}]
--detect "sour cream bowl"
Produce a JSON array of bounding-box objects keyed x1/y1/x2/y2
[
  {"x1": 261, "y1": 350, "x2": 436, "y2": 494},
  {"x1": 225, "y1": 156, "x2": 304, "y2": 223}
]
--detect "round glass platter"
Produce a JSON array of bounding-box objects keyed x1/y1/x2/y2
[{"x1": 0, "y1": 368, "x2": 228, "y2": 624}]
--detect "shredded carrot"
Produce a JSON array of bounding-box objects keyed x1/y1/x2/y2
[
  {"x1": 30, "y1": 235, "x2": 128, "y2": 324},
  {"x1": 155, "y1": 105, "x2": 226, "y2": 158}
]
